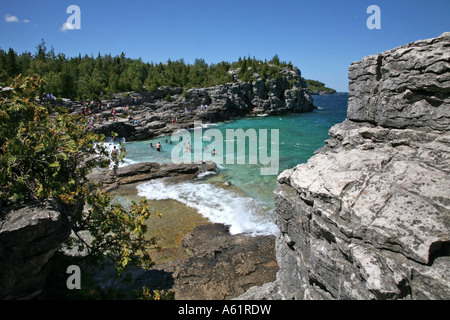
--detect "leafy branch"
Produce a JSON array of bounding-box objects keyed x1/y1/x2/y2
[{"x1": 0, "y1": 74, "x2": 158, "y2": 276}]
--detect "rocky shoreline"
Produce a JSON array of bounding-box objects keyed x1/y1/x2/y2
[
  {"x1": 2, "y1": 63, "x2": 309, "y2": 300},
  {"x1": 63, "y1": 67, "x2": 314, "y2": 141},
  {"x1": 87, "y1": 161, "x2": 278, "y2": 300},
  {"x1": 88, "y1": 223, "x2": 277, "y2": 300},
  {"x1": 73, "y1": 68, "x2": 315, "y2": 299},
  {"x1": 1, "y1": 152, "x2": 278, "y2": 299}
]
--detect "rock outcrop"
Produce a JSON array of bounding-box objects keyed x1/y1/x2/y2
[
  {"x1": 240, "y1": 33, "x2": 450, "y2": 300},
  {"x1": 69, "y1": 67, "x2": 314, "y2": 141},
  {"x1": 160, "y1": 224, "x2": 277, "y2": 300},
  {"x1": 0, "y1": 200, "x2": 80, "y2": 299},
  {"x1": 84, "y1": 163, "x2": 278, "y2": 300},
  {"x1": 88, "y1": 161, "x2": 217, "y2": 192},
  {"x1": 348, "y1": 33, "x2": 449, "y2": 132}
]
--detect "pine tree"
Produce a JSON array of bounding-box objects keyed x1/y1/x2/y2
[{"x1": 6, "y1": 48, "x2": 19, "y2": 77}]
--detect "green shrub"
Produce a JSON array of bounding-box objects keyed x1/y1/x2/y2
[{"x1": 0, "y1": 75, "x2": 158, "y2": 276}]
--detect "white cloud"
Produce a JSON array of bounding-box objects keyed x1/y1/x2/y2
[
  {"x1": 59, "y1": 22, "x2": 75, "y2": 32},
  {"x1": 4, "y1": 14, "x2": 31, "y2": 24},
  {"x1": 4, "y1": 14, "x2": 19, "y2": 23}
]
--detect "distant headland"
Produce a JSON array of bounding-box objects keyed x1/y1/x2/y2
[{"x1": 304, "y1": 79, "x2": 337, "y2": 95}]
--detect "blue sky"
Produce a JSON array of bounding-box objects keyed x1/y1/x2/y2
[{"x1": 1, "y1": 0, "x2": 449, "y2": 92}]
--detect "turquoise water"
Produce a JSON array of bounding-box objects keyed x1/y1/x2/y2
[{"x1": 115, "y1": 93, "x2": 348, "y2": 235}]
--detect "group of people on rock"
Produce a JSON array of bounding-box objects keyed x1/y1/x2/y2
[
  {"x1": 85, "y1": 114, "x2": 105, "y2": 128},
  {"x1": 181, "y1": 104, "x2": 209, "y2": 114},
  {"x1": 41, "y1": 93, "x2": 55, "y2": 102},
  {"x1": 83, "y1": 98, "x2": 214, "y2": 133},
  {"x1": 82, "y1": 100, "x2": 132, "y2": 117},
  {"x1": 82, "y1": 100, "x2": 108, "y2": 116},
  {"x1": 81, "y1": 100, "x2": 145, "y2": 126}
]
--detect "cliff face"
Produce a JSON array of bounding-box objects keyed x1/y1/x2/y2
[
  {"x1": 241, "y1": 33, "x2": 450, "y2": 300},
  {"x1": 348, "y1": 33, "x2": 449, "y2": 132}
]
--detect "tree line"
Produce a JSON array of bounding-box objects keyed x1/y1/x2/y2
[{"x1": 0, "y1": 39, "x2": 298, "y2": 101}]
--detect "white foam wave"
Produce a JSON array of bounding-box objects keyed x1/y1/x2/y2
[
  {"x1": 192, "y1": 123, "x2": 219, "y2": 130},
  {"x1": 201, "y1": 123, "x2": 218, "y2": 128},
  {"x1": 121, "y1": 157, "x2": 138, "y2": 167},
  {"x1": 102, "y1": 142, "x2": 136, "y2": 168},
  {"x1": 136, "y1": 180, "x2": 279, "y2": 236},
  {"x1": 195, "y1": 171, "x2": 218, "y2": 179}
]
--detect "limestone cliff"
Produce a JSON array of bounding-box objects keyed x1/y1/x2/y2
[{"x1": 240, "y1": 33, "x2": 450, "y2": 300}]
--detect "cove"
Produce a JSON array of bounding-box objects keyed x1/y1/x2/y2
[{"x1": 114, "y1": 94, "x2": 348, "y2": 236}]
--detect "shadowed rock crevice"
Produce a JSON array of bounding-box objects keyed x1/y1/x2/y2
[{"x1": 428, "y1": 241, "x2": 450, "y2": 266}]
